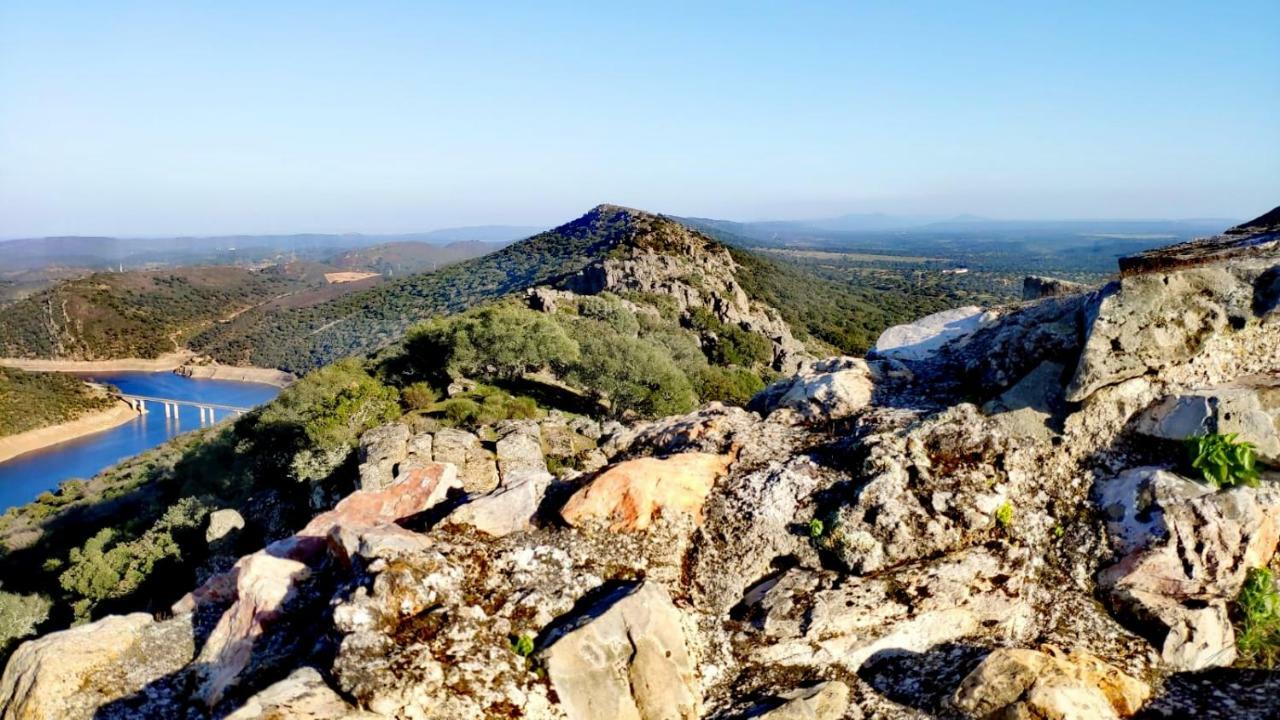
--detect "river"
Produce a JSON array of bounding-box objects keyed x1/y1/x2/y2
[{"x1": 0, "y1": 372, "x2": 280, "y2": 512}]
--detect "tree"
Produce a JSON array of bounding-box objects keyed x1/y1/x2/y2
[
  {"x1": 570, "y1": 333, "x2": 696, "y2": 419},
  {"x1": 406, "y1": 304, "x2": 580, "y2": 382}
]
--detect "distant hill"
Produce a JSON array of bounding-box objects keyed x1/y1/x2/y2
[
  {"x1": 0, "y1": 226, "x2": 542, "y2": 272},
  {"x1": 0, "y1": 266, "x2": 320, "y2": 360},
  {"x1": 328, "y1": 240, "x2": 507, "y2": 277},
  {"x1": 189, "y1": 206, "x2": 696, "y2": 372}
]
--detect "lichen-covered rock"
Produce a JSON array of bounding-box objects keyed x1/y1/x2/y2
[
  {"x1": 1066, "y1": 260, "x2": 1277, "y2": 402},
  {"x1": 1136, "y1": 377, "x2": 1280, "y2": 464},
  {"x1": 0, "y1": 613, "x2": 194, "y2": 720},
  {"x1": 433, "y1": 427, "x2": 500, "y2": 493},
  {"x1": 752, "y1": 357, "x2": 875, "y2": 422},
  {"x1": 560, "y1": 452, "x2": 732, "y2": 532},
  {"x1": 952, "y1": 645, "x2": 1150, "y2": 719},
  {"x1": 1097, "y1": 470, "x2": 1280, "y2": 670},
  {"x1": 747, "y1": 546, "x2": 1033, "y2": 672},
  {"x1": 540, "y1": 581, "x2": 700, "y2": 720},
  {"x1": 357, "y1": 422, "x2": 411, "y2": 491},
  {"x1": 224, "y1": 667, "x2": 379, "y2": 719}
]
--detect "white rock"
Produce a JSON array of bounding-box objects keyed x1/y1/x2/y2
[{"x1": 871, "y1": 306, "x2": 991, "y2": 362}]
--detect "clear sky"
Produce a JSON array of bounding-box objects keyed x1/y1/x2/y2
[{"x1": 1, "y1": 1, "x2": 1277, "y2": 237}]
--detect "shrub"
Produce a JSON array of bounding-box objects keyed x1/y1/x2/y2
[
  {"x1": 443, "y1": 398, "x2": 482, "y2": 425},
  {"x1": 406, "y1": 304, "x2": 580, "y2": 382},
  {"x1": 994, "y1": 501, "x2": 1014, "y2": 529},
  {"x1": 807, "y1": 518, "x2": 826, "y2": 538},
  {"x1": 0, "y1": 590, "x2": 52, "y2": 656},
  {"x1": 402, "y1": 382, "x2": 439, "y2": 411},
  {"x1": 569, "y1": 333, "x2": 696, "y2": 419},
  {"x1": 511, "y1": 634, "x2": 536, "y2": 657},
  {"x1": 577, "y1": 294, "x2": 640, "y2": 337},
  {"x1": 1187, "y1": 433, "x2": 1260, "y2": 489},
  {"x1": 1235, "y1": 567, "x2": 1280, "y2": 668},
  {"x1": 695, "y1": 366, "x2": 765, "y2": 406}
]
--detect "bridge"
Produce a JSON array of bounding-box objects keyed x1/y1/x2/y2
[{"x1": 119, "y1": 394, "x2": 253, "y2": 423}]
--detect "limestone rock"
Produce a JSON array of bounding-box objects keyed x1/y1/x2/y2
[
  {"x1": 433, "y1": 427, "x2": 500, "y2": 493},
  {"x1": 224, "y1": 667, "x2": 379, "y2": 719},
  {"x1": 752, "y1": 357, "x2": 875, "y2": 422},
  {"x1": 754, "y1": 681, "x2": 850, "y2": 720},
  {"x1": 1136, "y1": 377, "x2": 1280, "y2": 464},
  {"x1": 448, "y1": 469, "x2": 552, "y2": 537},
  {"x1": 1097, "y1": 469, "x2": 1280, "y2": 670},
  {"x1": 871, "y1": 306, "x2": 992, "y2": 362},
  {"x1": 560, "y1": 452, "x2": 732, "y2": 532},
  {"x1": 0, "y1": 613, "x2": 194, "y2": 720},
  {"x1": 952, "y1": 645, "x2": 1149, "y2": 719},
  {"x1": 1119, "y1": 208, "x2": 1279, "y2": 276},
  {"x1": 206, "y1": 507, "x2": 246, "y2": 544},
  {"x1": 747, "y1": 547, "x2": 1032, "y2": 672},
  {"x1": 1024, "y1": 275, "x2": 1088, "y2": 300},
  {"x1": 1066, "y1": 261, "x2": 1274, "y2": 402},
  {"x1": 357, "y1": 422, "x2": 411, "y2": 491},
  {"x1": 540, "y1": 581, "x2": 700, "y2": 720}
]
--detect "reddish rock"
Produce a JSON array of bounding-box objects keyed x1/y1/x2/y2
[{"x1": 560, "y1": 452, "x2": 732, "y2": 531}]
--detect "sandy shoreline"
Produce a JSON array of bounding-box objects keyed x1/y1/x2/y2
[
  {"x1": 175, "y1": 363, "x2": 296, "y2": 387},
  {"x1": 0, "y1": 352, "x2": 195, "y2": 373},
  {"x1": 0, "y1": 354, "x2": 294, "y2": 388},
  {"x1": 0, "y1": 401, "x2": 140, "y2": 463}
]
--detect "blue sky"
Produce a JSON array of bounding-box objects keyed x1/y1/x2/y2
[{"x1": 1, "y1": 1, "x2": 1277, "y2": 237}]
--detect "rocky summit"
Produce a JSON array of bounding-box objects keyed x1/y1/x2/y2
[{"x1": 2, "y1": 212, "x2": 1279, "y2": 719}]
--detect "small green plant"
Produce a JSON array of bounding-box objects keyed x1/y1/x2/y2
[
  {"x1": 994, "y1": 501, "x2": 1014, "y2": 530},
  {"x1": 1235, "y1": 567, "x2": 1280, "y2": 668},
  {"x1": 807, "y1": 518, "x2": 826, "y2": 539},
  {"x1": 1051, "y1": 524, "x2": 1065, "y2": 539},
  {"x1": 511, "y1": 634, "x2": 535, "y2": 658},
  {"x1": 1188, "y1": 433, "x2": 1260, "y2": 489}
]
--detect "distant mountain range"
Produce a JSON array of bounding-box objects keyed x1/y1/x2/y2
[{"x1": 0, "y1": 226, "x2": 543, "y2": 271}]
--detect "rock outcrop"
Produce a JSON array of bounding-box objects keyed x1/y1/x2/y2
[{"x1": 952, "y1": 645, "x2": 1150, "y2": 719}]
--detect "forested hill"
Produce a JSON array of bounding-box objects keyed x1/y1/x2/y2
[{"x1": 189, "y1": 205, "x2": 727, "y2": 373}]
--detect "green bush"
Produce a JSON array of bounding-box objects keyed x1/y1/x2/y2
[
  {"x1": 694, "y1": 366, "x2": 765, "y2": 406},
  {"x1": 994, "y1": 501, "x2": 1014, "y2": 530},
  {"x1": 406, "y1": 304, "x2": 580, "y2": 382},
  {"x1": 577, "y1": 294, "x2": 640, "y2": 337},
  {"x1": 402, "y1": 382, "x2": 440, "y2": 411},
  {"x1": 252, "y1": 359, "x2": 401, "y2": 482},
  {"x1": 0, "y1": 590, "x2": 52, "y2": 655},
  {"x1": 1188, "y1": 433, "x2": 1260, "y2": 489},
  {"x1": 569, "y1": 332, "x2": 696, "y2": 419},
  {"x1": 1235, "y1": 567, "x2": 1280, "y2": 668}
]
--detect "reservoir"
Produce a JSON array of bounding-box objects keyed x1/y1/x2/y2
[{"x1": 0, "y1": 371, "x2": 280, "y2": 512}]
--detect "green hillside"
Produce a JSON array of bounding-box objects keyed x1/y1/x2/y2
[
  {"x1": 188, "y1": 205, "x2": 680, "y2": 373},
  {"x1": 0, "y1": 368, "x2": 115, "y2": 436}
]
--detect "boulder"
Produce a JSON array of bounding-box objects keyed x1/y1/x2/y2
[
  {"x1": 753, "y1": 681, "x2": 850, "y2": 720},
  {"x1": 560, "y1": 452, "x2": 732, "y2": 532},
  {"x1": 1097, "y1": 469, "x2": 1280, "y2": 670},
  {"x1": 1024, "y1": 275, "x2": 1087, "y2": 301},
  {"x1": 952, "y1": 645, "x2": 1150, "y2": 719},
  {"x1": 432, "y1": 428, "x2": 500, "y2": 493},
  {"x1": 871, "y1": 306, "x2": 991, "y2": 362},
  {"x1": 540, "y1": 581, "x2": 700, "y2": 720},
  {"x1": 752, "y1": 357, "x2": 875, "y2": 422},
  {"x1": 747, "y1": 547, "x2": 1032, "y2": 672},
  {"x1": 1136, "y1": 378, "x2": 1280, "y2": 464},
  {"x1": 448, "y1": 470, "x2": 552, "y2": 537},
  {"x1": 494, "y1": 421, "x2": 549, "y2": 481},
  {"x1": 224, "y1": 667, "x2": 379, "y2": 720},
  {"x1": 1066, "y1": 262, "x2": 1268, "y2": 402},
  {"x1": 357, "y1": 423, "x2": 411, "y2": 491},
  {"x1": 206, "y1": 507, "x2": 246, "y2": 545},
  {"x1": 0, "y1": 613, "x2": 194, "y2": 720},
  {"x1": 195, "y1": 554, "x2": 314, "y2": 706}
]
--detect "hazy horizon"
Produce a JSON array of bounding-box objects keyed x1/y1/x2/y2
[{"x1": 2, "y1": 1, "x2": 1277, "y2": 238}]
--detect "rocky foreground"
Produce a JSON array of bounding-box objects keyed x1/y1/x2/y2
[{"x1": 1, "y1": 213, "x2": 1278, "y2": 719}]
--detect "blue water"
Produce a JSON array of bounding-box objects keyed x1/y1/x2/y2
[{"x1": 0, "y1": 372, "x2": 280, "y2": 512}]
